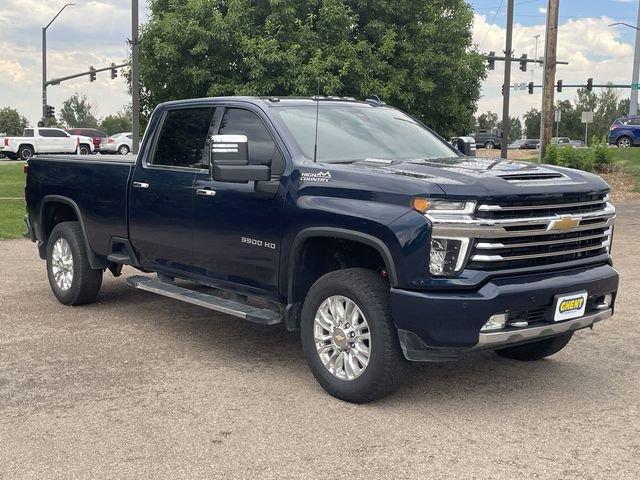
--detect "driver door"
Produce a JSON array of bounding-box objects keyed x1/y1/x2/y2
[{"x1": 191, "y1": 106, "x2": 287, "y2": 296}]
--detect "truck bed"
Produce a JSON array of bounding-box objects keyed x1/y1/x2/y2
[{"x1": 25, "y1": 154, "x2": 135, "y2": 258}]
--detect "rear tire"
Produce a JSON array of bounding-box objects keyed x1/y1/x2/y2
[
  {"x1": 46, "y1": 222, "x2": 103, "y2": 306},
  {"x1": 617, "y1": 136, "x2": 632, "y2": 148},
  {"x1": 300, "y1": 268, "x2": 405, "y2": 403},
  {"x1": 484, "y1": 140, "x2": 495, "y2": 149},
  {"x1": 495, "y1": 331, "x2": 573, "y2": 361},
  {"x1": 18, "y1": 145, "x2": 34, "y2": 160}
]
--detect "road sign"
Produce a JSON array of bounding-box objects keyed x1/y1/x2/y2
[
  {"x1": 554, "y1": 110, "x2": 562, "y2": 122},
  {"x1": 581, "y1": 111, "x2": 594, "y2": 124},
  {"x1": 633, "y1": 83, "x2": 640, "y2": 91}
]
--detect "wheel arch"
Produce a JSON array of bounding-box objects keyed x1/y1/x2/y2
[
  {"x1": 284, "y1": 227, "x2": 398, "y2": 330},
  {"x1": 38, "y1": 195, "x2": 107, "y2": 269}
]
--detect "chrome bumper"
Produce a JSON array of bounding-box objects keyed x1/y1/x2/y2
[{"x1": 475, "y1": 308, "x2": 612, "y2": 349}]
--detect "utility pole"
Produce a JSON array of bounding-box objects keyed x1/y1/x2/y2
[
  {"x1": 539, "y1": 0, "x2": 560, "y2": 161},
  {"x1": 132, "y1": 0, "x2": 141, "y2": 154},
  {"x1": 42, "y1": 3, "x2": 74, "y2": 126},
  {"x1": 631, "y1": 3, "x2": 640, "y2": 116},
  {"x1": 500, "y1": 0, "x2": 515, "y2": 158}
]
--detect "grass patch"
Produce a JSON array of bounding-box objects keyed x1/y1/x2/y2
[
  {"x1": 0, "y1": 163, "x2": 26, "y2": 239},
  {"x1": 611, "y1": 148, "x2": 640, "y2": 190}
]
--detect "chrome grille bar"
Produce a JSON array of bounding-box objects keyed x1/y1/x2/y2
[
  {"x1": 477, "y1": 195, "x2": 609, "y2": 212},
  {"x1": 471, "y1": 241, "x2": 609, "y2": 262},
  {"x1": 475, "y1": 228, "x2": 611, "y2": 250}
]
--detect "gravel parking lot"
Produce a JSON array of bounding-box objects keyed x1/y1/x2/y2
[{"x1": 1, "y1": 204, "x2": 639, "y2": 479}]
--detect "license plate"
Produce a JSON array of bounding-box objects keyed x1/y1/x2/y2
[{"x1": 553, "y1": 292, "x2": 588, "y2": 322}]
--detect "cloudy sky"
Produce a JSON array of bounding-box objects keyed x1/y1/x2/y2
[{"x1": 0, "y1": 0, "x2": 638, "y2": 126}]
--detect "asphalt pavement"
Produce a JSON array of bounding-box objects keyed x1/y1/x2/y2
[{"x1": 0, "y1": 204, "x2": 639, "y2": 479}]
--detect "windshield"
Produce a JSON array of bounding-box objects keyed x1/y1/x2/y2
[{"x1": 272, "y1": 104, "x2": 458, "y2": 163}]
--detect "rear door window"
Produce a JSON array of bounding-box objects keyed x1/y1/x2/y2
[
  {"x1": 149, "y1": 107, "x2": 217, "y2": 169},
  {"x1": 24, "y1": 129, "x2": 34, "y2": 137}
]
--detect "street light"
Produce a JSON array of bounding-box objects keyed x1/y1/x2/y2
[
  {"x1": 42, "y1": 3, "x2": 75, "y2": 124},
  {"x1": 609, "y1": 16, "x2": 640, "y2": 116}
]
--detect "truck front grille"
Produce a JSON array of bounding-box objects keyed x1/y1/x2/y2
[
  {"x1": 468, "y1": 194, "x2": 612, "y2": 270},
  {"x1": 428, "y1": 193, "x2": 615, "y2": 273}
]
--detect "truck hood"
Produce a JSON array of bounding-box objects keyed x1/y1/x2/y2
[{"x1": 342, "y1": 156, "x2": 610, "y2": 198}]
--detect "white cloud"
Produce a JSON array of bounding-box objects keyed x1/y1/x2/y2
[
  {"x1": 0, "y1": 0, "x2": 136, "y2": 125},
  {"x1": 472, "y1": 13, "x2": 635, "y2": 120},
  {"x1": 538, "y1": 7, "x2": 547, "y2": 14}
]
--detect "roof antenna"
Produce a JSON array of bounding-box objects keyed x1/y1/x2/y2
[{"x1": 313, "y1": 80, "x2": 320, "y2": 163}]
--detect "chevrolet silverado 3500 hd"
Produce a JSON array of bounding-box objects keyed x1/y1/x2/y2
[{"x1": 24, "y1": 97, "x2": 618, "y2": 402}]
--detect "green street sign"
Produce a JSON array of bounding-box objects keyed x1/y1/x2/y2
[{"x1": 633, "y1": 83, "x2": 640, "y2": 91}]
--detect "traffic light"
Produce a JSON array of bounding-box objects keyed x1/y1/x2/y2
[
  {"x1": 110, "y1": 63, "x2": 117, "y2": 80},
  {"x1": 519, "y1": 54, "x2": 528, "y2": 72},
  {"x1": 89, "y1": 66, "x2": 96, "y2": 82},
  {"x1": 501, "y1": 84, "x2": 504, "y2": 95},
  {"x1": 586, "y1": 77, "x2": 593, "y2": 92},
  {"x1": 528, "y1": 82, "x2": 534, "y2": 94},
  {"x1": 45, "y1": 105, "x2": 55, "y2": 118},
  {"x1": 488, "y1": 51, "x2": 495, "y2": 71},
  {"x1": 556, "y1": 80, "x2": 563, "y2": 93}
]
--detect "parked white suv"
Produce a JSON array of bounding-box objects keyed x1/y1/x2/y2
[{"x1": 0, "y1": 127, "x2": 94, "y2": 160}]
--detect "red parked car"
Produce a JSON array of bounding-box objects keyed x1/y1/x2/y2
[{"x1": 66, "y1": 128, "x2": 108, "y2": 152}]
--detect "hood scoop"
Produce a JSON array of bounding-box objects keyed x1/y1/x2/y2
[{"x1": 498, "y1": 172, "x2": 565, "y2": 182}]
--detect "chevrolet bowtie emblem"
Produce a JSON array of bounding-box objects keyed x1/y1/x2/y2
[
  {"x1": 547, "y1": 214, "x2": 580, "y2": 231},
  {"x1": 334, "y1": 334, "x2": 345, "y2": 342}
]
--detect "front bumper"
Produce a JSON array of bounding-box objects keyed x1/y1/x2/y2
[{"x1": 391, "y1": 263, "x2": 619, "y2": 361}]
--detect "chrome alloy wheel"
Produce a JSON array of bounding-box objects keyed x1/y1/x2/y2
[
  {"x1": 618, "y1": 137, "x2": 632, "y2": 148},
  {"x1": 314, "y1": 295, "x2": 371, "y2": 381},
  {"x1": 51, "y1": 238, "x2": 74, "y2": 290}
]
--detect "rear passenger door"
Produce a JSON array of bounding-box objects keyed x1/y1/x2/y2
[{"x1": 128, "y1": 106, "x2": 217, "y2": 272}]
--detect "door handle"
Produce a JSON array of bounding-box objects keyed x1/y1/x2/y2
[
  {"x1": 133, "y1": 182, "x2": 149, "y2": 189},
  {"x1": 196, "y1": 188, "x2": 217, "y2": 197}
]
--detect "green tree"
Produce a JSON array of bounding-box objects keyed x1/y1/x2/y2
[
  {"x1": 138, "y1": 0, "x2": 486, "y2": 138},
  {"x1": 60, "y1": 93, "x2": 98, "y2": 128},
  {"x1": 100, "y1": 106, "x2": 132, "y2": 135},
  {"x1": 477, "y1": 111, "x2": 499, "y2": 130},
  {"x1": 523, "y1": 108, "x2": 541, "y2": 138},
  {"x1": 0, "y1": 107, "x2": 29, "y2": 135},
  {"x1": 497, "y1": 116, "x2": 522, "y2": 142},
  {"x1": 554, "y1": 100, "x2": 581, "y2": 140}
]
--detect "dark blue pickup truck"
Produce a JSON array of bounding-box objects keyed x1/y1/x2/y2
[{"x1": 24, "y1": 97, "x2": 618, "y2": 402}]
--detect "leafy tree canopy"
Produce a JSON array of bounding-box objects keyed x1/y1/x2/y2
[
  {"x1": 477, "y1": 111, "x2": 499, "y2": 130},
  {"x1": 138, "y1": 0, "x2": 486, "y2": 137},
  {"x1": 60, "y1": 93, "x2": 98, "y2": 129},
  {"x1": 100, "y1": 106, "x2": 133, "y2": 135},
  {"x1": 0, "y1": 107, "x2": 29, "y2": 136}
]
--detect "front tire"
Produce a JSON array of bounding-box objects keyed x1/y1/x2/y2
[
  {"x1": 617, "y1": 136, "x2": 632, "y2": 148},
  {"x1": 46, "y1": 222, "x2": 103, "y2": 305},
  {"x1": 484, "y1": 140, "x2": 495, "y2": 149},
  {"x1": 300, "y1": 268, "x2": 405, "y2": 403},
  {"x1": 118, "y1": 144, "x2": 130, "y2": 155},
  {"x1": 495, "y1": 331, "x2": 573, "y2": 361},
  {"x1": 79, "y1": 144, "x2": 91, "y2": 155}
]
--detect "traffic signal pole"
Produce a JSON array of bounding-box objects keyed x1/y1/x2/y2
[
  {"x1": 500, "y1": 0, "x2": 515, "y2": 159},
  {"x1": 131, "y1": 0, "x2": 141, "y2": 155},
  {"x1": 631, "y1": 3, "x2": 640, "y2": 116}
]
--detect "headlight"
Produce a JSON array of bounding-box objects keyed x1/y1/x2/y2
[
  {"x1": 429, "y1": 236, "x2": 470, "y2": 276},
  {"x1": 412, "y1": 198, "x2": 476, "y2": 215}
]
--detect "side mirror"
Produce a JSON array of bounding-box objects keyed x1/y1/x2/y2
[
  {"x1": 453, "y1": 136, "x2": 476, "y2": 157},
  {"x1": 210, "y1": 134, "x2": 270, "y2": 183}
]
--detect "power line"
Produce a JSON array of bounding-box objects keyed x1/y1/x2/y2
[{"x1": 479, "y1": 0, "x2": 505, "y2": 50}]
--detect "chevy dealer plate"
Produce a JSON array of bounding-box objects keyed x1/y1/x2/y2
[{"x1": 554, "y1": 292, "x2": 588, "y2": 322}]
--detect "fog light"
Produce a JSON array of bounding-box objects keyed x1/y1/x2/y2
[
  {"x1": 481, "y1": 313, "x2": 508, "y2": 332},
  {"x1": 594, "y1": 294, "x2": 613, "y2": 310}
]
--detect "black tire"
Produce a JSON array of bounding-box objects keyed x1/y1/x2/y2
[
  {"x1": 79, "y1": 144, "x2": 91, "y2": 155},
  {"x1": 495, "y1": 331, "x2": 574, "y2": 361},
  {"x1": 484, "y1": 140, "x2": 495, "y2": 149},
  {"x1": 18, "y1": 145, "x2": 34, "y2": 160},
  {"x1": 617, "y1": 136, "x2": 632, "y2": 148},
  {"x1": 300, "y1": 268, "x2": 405, "y2": 403},
  {"x1": 118, "y1": 144, "x2": 130, "y2": 155},
  {"x1": 46, "y1": 222, "x2": 103, "y2": 306}
]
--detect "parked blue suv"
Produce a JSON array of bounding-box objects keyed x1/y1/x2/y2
[{"x1": 609, "y1": 115, "x2": 640, "y2": 147}]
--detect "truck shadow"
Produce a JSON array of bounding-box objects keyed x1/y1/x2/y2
[{"x1": 96, "y1": 276, "x2": 608, "y2": 409}]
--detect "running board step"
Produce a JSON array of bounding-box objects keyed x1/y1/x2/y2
[{"x1": 126, "y1": 275, "x2": 281, "y2": 325}]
